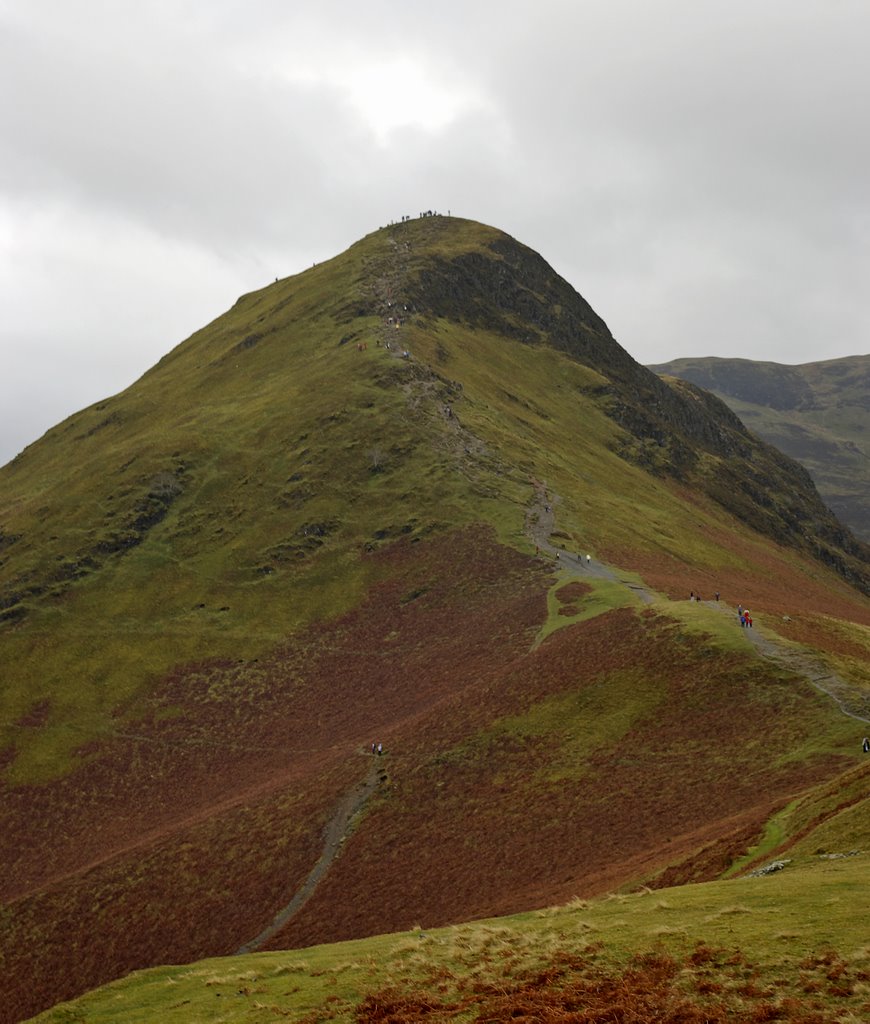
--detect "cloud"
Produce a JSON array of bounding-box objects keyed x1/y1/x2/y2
[
  {"x1": 0, "y1": 198, "x2": 252, "y2": 455},
  {"x1": 1, "y1": 0, "x2": 868, "y2": 466}
]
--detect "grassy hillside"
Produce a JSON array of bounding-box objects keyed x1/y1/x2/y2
[
  {"x1": 28, "y1": 853, "x2": 870, "y2": 1024},
  {"x1": 2, "y1": 217, "x2": 869, "y2": 1023},
  {"x1": 649, "y1": 354, "x2": 870, "y2": 542},
  {"x1": 5, "y1": 218, "x2": 864, "y2": 786}
]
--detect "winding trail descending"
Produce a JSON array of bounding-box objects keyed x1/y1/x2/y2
[
  {"x1": 525, "y1": 481, "x2": 869, "y2": 725},
  {"x1": 739, "y1": 622, "x2": 870, "y2": 724},
  {"x1": 525, "y1": 481, "x2": 656, "y2": 603},
  {"x1": 236, "y1": 757, "x2": 385, "y2": 955}
]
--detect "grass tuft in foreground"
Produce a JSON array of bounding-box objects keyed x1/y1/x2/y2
[{"x1": 29, "y1": 857, "x2": 870, "y2": 1024}]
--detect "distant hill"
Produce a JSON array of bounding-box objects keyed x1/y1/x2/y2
[
  {"x1": 1, "y1": 217, "x2": 869, "y2": 1023},
  {"x1": 648, "y1": 354, "x2": 870, "y2": 543}
]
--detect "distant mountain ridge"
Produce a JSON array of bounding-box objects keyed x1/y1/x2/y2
[{"x1": 648, "y1": 354, "x2": 870, "y2": 542}]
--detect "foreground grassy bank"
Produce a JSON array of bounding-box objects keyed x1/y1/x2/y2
[{"x1": 30, "y1": 856, "x2": 869, "y2": 1023}]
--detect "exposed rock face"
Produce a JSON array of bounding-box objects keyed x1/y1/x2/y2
[
  {"x1": 408, "y1": 231, "x2": 870, "y2": 592},
  {"x1": 650, "y1": 354, "x2": 870, "y2": 543},
  {"x1": 411, "y1": 236, "x2": 773, "y2": 462},
  {"x1": 749, "y1": 859, "x2": 792, "y2": 876}
]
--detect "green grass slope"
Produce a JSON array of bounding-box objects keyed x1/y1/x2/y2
[
  {"x1": 1, "y1": 217, "x2": 869, "y2": 1023},
  {"x1": 649, "y1": 354, "x2": 870, "y2": 542},
  {"x1": 27, "y1": 854, "x2": 870, "y2": 1024}
]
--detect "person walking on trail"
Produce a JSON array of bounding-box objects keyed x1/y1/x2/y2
[
  {"x1": 377, "y1": 742, "x2": 383, "y2": 756},
  {"x1": 586, "y1": 554, "x2": 591, "y2": 565},
  {"x1": 863, "y1": 737, "x2": 870, "y2": 753}
]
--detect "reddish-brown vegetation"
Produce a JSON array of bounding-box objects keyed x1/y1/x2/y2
[
  {"x1": 0, "y1": 526, "x2": 862, "y2": 1023},
  {"x1": 351, "y1": 947, "x2": 863, "y2": 1024},
  {"x1": 555, "y1": 581, "x2": 592, "y2": 603},
  {"x1": 0, "y1": 527, "x2": 549, "y2": 1022},
  {"x1": 269, "y1": 605, "x2": 848, "y2": 951},
  {"x1": 555, "y1": 580, "x2": 592, "y2": 618},
  {"x1": 772, "y1": 614, "x2": 870, "y2": 659},
  {"x1": 603, "y1": 517, "x2": 870, "y2": 628}
]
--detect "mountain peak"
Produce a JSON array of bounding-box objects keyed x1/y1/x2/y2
[{"x1": 2, "y1": 217, "x2": 869, "y2": 1023}]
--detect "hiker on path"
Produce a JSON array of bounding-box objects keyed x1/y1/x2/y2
[
  {"x1": 863, "y1": 737, "x2": 869, "y2": 753},
  {"x1": 586, "y1": 554, "x2": 591, "y2": 565},
  {"x1": 377, "y1": 742, "x2": 383, "y2": 756}
]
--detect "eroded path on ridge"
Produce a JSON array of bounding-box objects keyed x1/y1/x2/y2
[
  {"x1": 525, "y1": 482, "x2": 870, "y2": 725},
  {"x1": 739, "y1": 622, "x2": 870, "y2": 724},
  {"x1": 369, "y1": 231, "x2": 867, "y2": 729},
  {"x1": 236, "y1": 757, "x2": 386, "y2": 955},
  {"x1": 525, "y1": 481, "x2": 656, "y2": 604}
]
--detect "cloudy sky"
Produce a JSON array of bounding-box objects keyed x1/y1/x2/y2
[{"x1": 2, "y1": 1, "x2": 868, "y2": 466}]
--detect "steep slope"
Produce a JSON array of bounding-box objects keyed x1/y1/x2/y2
[
  {"x1": 649, "y1": 354, "x2": 870, "y2": 542},
  {"x1": 1, "y1": 217, "x2": 869, "y2": 1023}
]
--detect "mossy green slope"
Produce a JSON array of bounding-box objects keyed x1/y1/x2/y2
[
  {"x1": 27, "y1": 856, "x2": 870, "y2": 1024},
  {"x1": 0, "y1": 221, "x2": 517, "y2": 780},
  {"x1": 1, "y1": 218, "x2": 867, "y2": 785}
]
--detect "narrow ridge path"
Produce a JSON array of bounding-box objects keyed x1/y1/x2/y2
[
  {"x1": 525, "y1": 482, "x2": 869, "y2": 725},
  {"x1": 525, "y1": 480, "x2": 656, "y2": 603},
  {"x1": 236, "y1": 758, "x2": 385, "y2": 955},
  {"x1": 739, "y1": 622, "x2": 870, "y2": 724}
]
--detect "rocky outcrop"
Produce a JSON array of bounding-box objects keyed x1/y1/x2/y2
[
  {"x1": 649, "y1": 354, "x2": 870, "y2": 544},
  {"x1": 407, "y1": 231, "x2": 870, "y2": 592}
]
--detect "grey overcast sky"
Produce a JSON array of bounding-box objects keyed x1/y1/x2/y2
[{"x1": 2, "y1": 0, "x2": 869, "y2": 467}]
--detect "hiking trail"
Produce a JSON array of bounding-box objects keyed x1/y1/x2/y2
[
  {"x1": 525, "y1": 481, "x2": 656, "y2": 603},
  {"x1": 361, "y1": 223, "x2": 501, "y2": 483},
  {"x1": 739, "y1": 621, "x2": 870, "y2": 724},
  {"x1": 368, "y1": 238, "x2": 868, "y2": 731},
  {"x1": 525, "y1": 482, "x2": 869, "y2": 725},
  {"x1": 236, "y1": 757, "x2": 385, "y2": 955}
]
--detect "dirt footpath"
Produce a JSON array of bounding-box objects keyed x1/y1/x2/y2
[
  {"x1": 525, "y1": 481, "x2": 868, "y2": 725},
  {"x1": 236, "y1": 756, "x2": 385, "y2": 955},
  {"x1": 525, "y1": 481, "x2": 655, "y2": 602}
]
